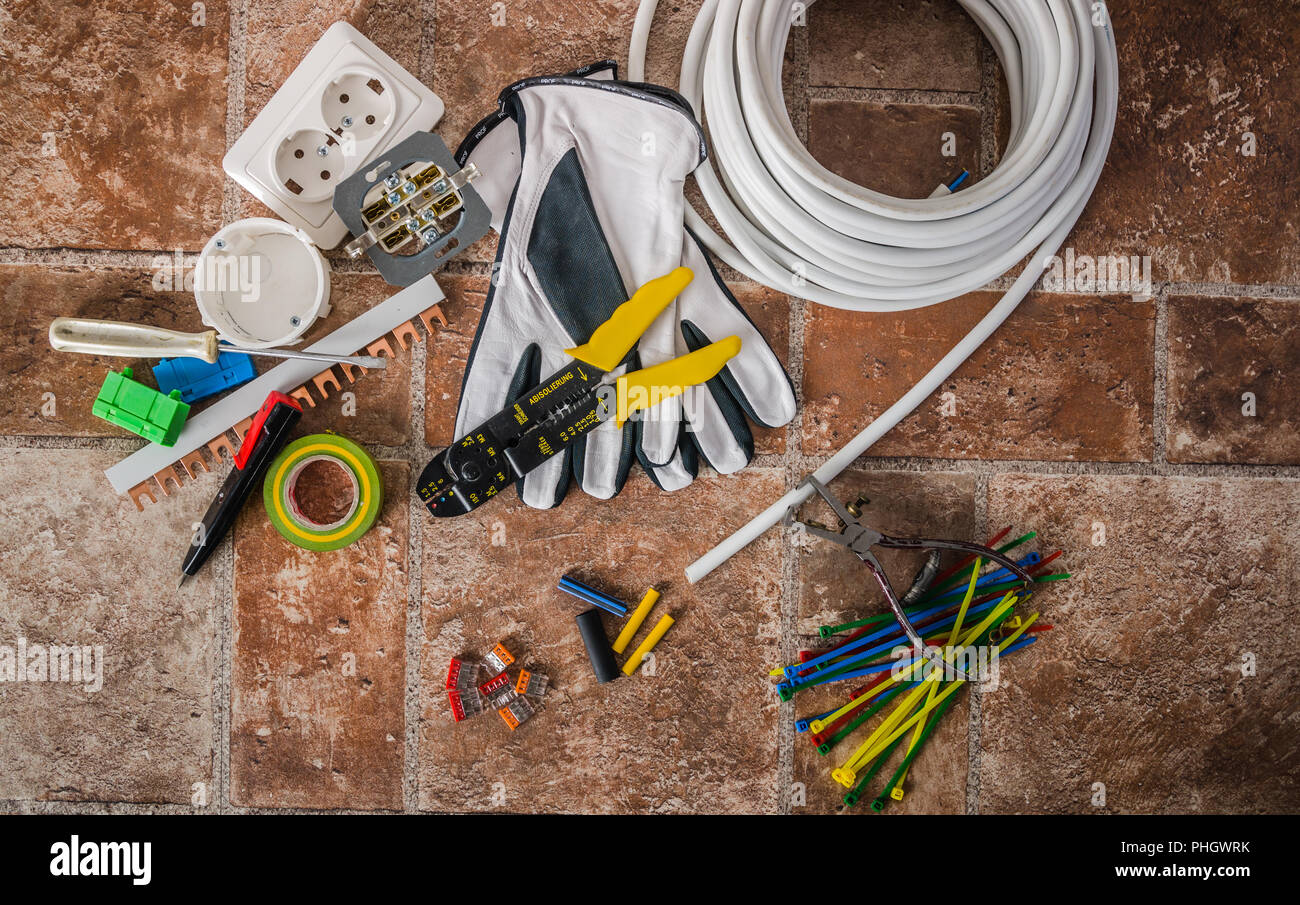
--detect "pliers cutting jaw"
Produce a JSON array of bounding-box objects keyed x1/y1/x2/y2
[
  {"x1": 417, "y1": 267, "x2": 742, "y2": 517},
  {"x1": 784, "y1": 476, "x2": 1035, "y2": 682}
]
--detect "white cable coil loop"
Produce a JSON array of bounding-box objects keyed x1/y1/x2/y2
[
  {"x1": 629, "y1": 0, "x2": 1119, "y2": 581},
  {"x1": 631, "y1": 0, "x2": 1115, "y2": 311}
]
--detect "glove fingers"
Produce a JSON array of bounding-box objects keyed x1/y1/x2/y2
[
  {"x1": 683, "y1": 381, "x2": 752, "y2": 475},
  {"x1": 631, "y1": 300, "x2": 684, "y2": 467},
  {"x1": 521, "y1": 453, "x2": 570, "y2": 509},
  {"x1": 640, "y1": 445, "x2": 696, "y2": 492},
  {"x1": 638, "y1": 419, "x2": 698, "y2": 492},
  {"x1": 573, "y1": 417, "x2": 634, "y2": 500},
  {"x1": 638, "y1": 395, "x2": 686, "y2": 467},
  {"x1": 679, "y1": 232, "x2": 796, "y2": 429},
  {"x1": 507, "y1": 345, "x2": 570, "y2": 509}
]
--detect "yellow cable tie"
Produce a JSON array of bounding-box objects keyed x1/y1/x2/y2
[
  {"x1": 897, "y1": 675, "x2": 940, "y2": 790},
  {"x1": 948, "y1": 556, "x2": 981, "y2": 661},
  {"x1": 845, "y1": 597, "x2": 1019, "y2": 770},
  {"x1": 854, "y1": 610, "x2": 1038, "y2": 766}
]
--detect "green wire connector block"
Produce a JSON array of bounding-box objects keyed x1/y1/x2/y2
[{"x1": 92, "y1": 366, "x2": 190, "y2": 446}]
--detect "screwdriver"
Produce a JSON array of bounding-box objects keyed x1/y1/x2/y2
[{"x1": 49, "y1": 317, "x2": 388, "y2": 369}]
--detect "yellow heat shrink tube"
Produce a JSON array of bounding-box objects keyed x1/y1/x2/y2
[
  {"x1": 622, "y1": 613, "x2": 675, "y2": 676},
  {"x1": 613, "y1": 588, "x2": 660, "y2": 655}
]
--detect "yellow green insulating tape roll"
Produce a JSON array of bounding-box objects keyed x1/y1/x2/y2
[{"x1": 263, "y1": 433, "x2": 382, "y2": 552}]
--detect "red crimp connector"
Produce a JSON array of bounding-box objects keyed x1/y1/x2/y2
[
  {"x1": 448, "y1": 689, "x2": 468, "y2": 722},
  {"x1": 446, "y1": 657, "x2": 480, "y2": 692},
  {"x1": 446, "y1": 658, "x2": 465, "y2": 691},
  {"x1": 479, "y1": 672, "x2": 513, "y2": 702}
]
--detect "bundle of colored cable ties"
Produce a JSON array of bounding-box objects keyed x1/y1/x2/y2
[{"x1": 771, "y1": 528, "x2": 1065, "y2": 811}]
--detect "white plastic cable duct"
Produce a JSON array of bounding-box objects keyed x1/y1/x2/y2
[{"x1": 628, "y1": 0, "x2": 1119, "y2": 582}]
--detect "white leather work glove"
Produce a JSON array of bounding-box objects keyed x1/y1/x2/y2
[{"x1": 455, "y1": 67, "x2": 795, "y2": 508}]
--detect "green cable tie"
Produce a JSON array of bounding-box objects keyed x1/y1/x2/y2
[{"x1": 871, "y1": 693, "x2": 959, "y2": 812}]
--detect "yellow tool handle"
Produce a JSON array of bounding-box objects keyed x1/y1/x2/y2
[
  {"x1": 614, "y1": 335, "x2": 741, "y2": 426},
  {"x1": 50, "y1": 317, "x2": 220, "y2": 363},
  {"x1": 564, "y1": 267, "x2": 694, "y2": 372},
  {"x1": 622, "y1": 613, "x2": 675, "y2": 676}
]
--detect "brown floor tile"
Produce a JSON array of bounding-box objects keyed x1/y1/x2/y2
[
  {"x1": 1068, "y1": 2, "x2": 1300, "y2": 284},
  {"x1": 0, "y1": 265, "x2": 410, "y2": 445},
  {"x1": 231, "y1": 460, "x2": 409, "y2": 810},
  {"x1": 432, "y1": 1, "x2": 641, "y2": 142},
  {"x1": 0, "y1": 1, "x2": 228, "y2": 250},
  {"x1": 292, "y1": 273, "x2": 411, "y2": 446},
  {"x1": 795, "y1": 470, "x2": 977, "y2": 632},
  {"x1": 808, "y1": 0, "x2": 982, "y2": 91},
  {"x1": 1167, "y1": 295, "x2": 1300, "y2": 465},
  {"x1": 425, "y1": 274, "x2": 486, "y2": 448},
  {"x1": 0, "y1": 263, "x2": 205, "y2": 437},
  {"x1": 238, "y1": 2, "x2": 427, "y2": 223},
  {"x1": 802, "y1": 292, "x2": 1155, "y2": 461},
  {"x1": 425, "y1": 276, "x2": 790, "y2": 455},
  {"x1": 243, "y1": 1, "x2": 422, "y2": 129},
  {"x1": 789, "y1": 470, "x2": 1012, "y2": 814},
  {"x1": 981, "y1": 474, "x2": 1300, "y2": 814},
  {"x1": 418, "y1": 469, "x2": 784, "y2": 813},
  {"x1": 0, "y1": 449, "x2": 216, "y2": 803},
  {"x1": 809, "y1": 99, "x2": 981, "y2": 199}
]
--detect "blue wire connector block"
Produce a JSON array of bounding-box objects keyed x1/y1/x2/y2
[{"x1": 153, "y1": 352, "x2": 257, "y2": 404}]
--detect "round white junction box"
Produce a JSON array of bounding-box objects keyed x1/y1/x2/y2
[{"x1": 194, "y1": 218, "x2": 331, "y2": 348}]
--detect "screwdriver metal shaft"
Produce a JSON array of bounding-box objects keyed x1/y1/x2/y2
[
  {"x1": 49, "y1": 317, "x2": 387, "y2": 369},
  {"x1": 218, "y1": 344, "x2": 387, "y2": 369}
]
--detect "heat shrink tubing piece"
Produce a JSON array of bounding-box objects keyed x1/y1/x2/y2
[
  {"x1": 576, "y1": 608, "x2": 620, "y2": 684},
  {"x1": 559, "y1": 575, "x2": 629, "y2": 616}
]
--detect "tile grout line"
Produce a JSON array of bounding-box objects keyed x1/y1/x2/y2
[
  {"x1": 797, "y1": 454, "x2": 1300, "y2": 481},
  {"x1": 779, "y1": 288, "x2": 806, "y2": 814},
  {"x1": 807, "y1": 84, "x2": 983, "y2": 108},
  {"x1": 6, "y1": 438, "x2": 1299, "y2": 479},
  {"x1": 215, "y1": 0, "x2": 250, "y2": 816},
  {"x1": 1153, "y1": 283, "x2": 1171, "y2": 465},
  {"x1": 398, "y1": 0, "x2": 445, "y2": 815},
  {"x1": 977, "y1": 24, "x2": 1001, "y2": 179},
  {"x1": 776, "y1": 20, "x2": 810, "y2": 815},
  {"x1": 966, "y1": 33, "x2": 1003, "y2": 817},
  {"x1": 403, "y1": 317, "x2": 430, "y2": 813},
  {"x1": 967, "y1": 470, "x2": 990, "y2": 815},
  {"x1": 3, "y1": 244, "x2": 1299, "y2": 302}
]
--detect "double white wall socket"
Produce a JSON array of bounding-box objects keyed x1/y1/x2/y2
[{"x1": 223, "y1": 22, "x2": 445, "y2": 248}]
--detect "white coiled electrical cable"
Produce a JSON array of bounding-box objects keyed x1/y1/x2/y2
[{"x1": 628, "y1": 0, "x2": 1119, "y2": 581}]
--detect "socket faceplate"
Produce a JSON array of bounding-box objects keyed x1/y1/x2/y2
[{"x1": 223, "y1": 22, "x2": 444, "y2": 248}]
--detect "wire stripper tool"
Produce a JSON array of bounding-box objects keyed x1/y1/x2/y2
[{"x1": 417, "y1": 267, "x2": 739, "y2": 517}]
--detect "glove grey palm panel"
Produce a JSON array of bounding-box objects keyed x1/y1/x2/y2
[{"x1": 456, "y1": 71, "x2": 796, "y2": 509}]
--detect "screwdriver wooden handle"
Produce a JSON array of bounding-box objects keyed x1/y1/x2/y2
[{"x1": 49, "y1": 318, "x2": 221, "y2": 363}]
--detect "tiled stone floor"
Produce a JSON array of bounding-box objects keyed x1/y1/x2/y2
[{"x1": 0, "y1": 0, "x2": 1296, "y2": 814}]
